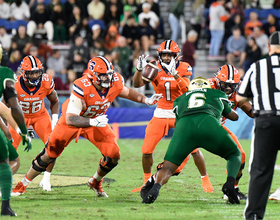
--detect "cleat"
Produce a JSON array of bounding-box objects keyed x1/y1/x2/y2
[
  {"x1": 140, "y1": 175, "x2": 155, "y2": 199},
  {"x1": 39, "y1": 179, "x2": 51, "y2": 192},
  {"x1": 235, "y1": 187, "x2": 247, "y2": 200},
  {"x1": 202, "y1": 174, "x2": 214, "y2": 193},
  {"x1": 142, "y1": 183, "x2": 161, "y2": 204},
  {"x1": 222, "y1": 181, "x2": 240, "y2": 204},
  {"x1": 269, "y1": 187, "x2": 280, "y2": 200},
  {"x1": 1, "y1": 207, "x2": 17, "y2": 216},
  {"x1": 87, "y1": 178, "x2": 108, "y2": 197},
  {"x1": 11, "y1": 182, "x2": 27, "y2": 196}
]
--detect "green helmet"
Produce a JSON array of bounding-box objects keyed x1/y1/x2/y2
[{"x1": 189, "y1": 76, "x2": 211, "y2": 91}]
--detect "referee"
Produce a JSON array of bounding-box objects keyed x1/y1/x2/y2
[{"x1": 236, "y1": 31, "x2": 280, "y2": 220}]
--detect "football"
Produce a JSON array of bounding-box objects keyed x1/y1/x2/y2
[{"x1": 142, "y1": 61, "x2": 159, "y2": 83}]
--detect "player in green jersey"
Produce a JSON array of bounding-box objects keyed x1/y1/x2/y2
[
  {"x1": 0, "y1": 45, "x2": 32, "y2": 216},
  {"x1": 141, "y1": 77, "x2": 241, "y2": 204}
]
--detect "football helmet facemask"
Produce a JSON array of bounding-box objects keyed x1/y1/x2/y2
[
  {"x1": 87, "y1": 56, "x2": 114, "y2": 88},
  {"x1": 157, "y1": 40, "x2": 180, "y2": 66},
  {"x1": 20, "y1": 55, "x2": 43, "y2": 86},
  {"x1": 189, "y1": 76, "x2": 211, "y2": 91},
  {"x1": 215, "y1": 64, "x2": 240, "y2": 98}
]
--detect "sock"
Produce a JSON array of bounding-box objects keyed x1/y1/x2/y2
[
  {"x1": 201, "y1": 174, "x2": 208, "y2": 179},
  {"x1": 22, "y1": 175, "x2": 32, "y2": 187},
  {"x1": 43, "y1": 171, "x2": 51, "y2": 181},
  {"x1": 153, "y1": 183, "x2": 162, "y2": 191},
  {"x1": 1, "y1": 199, "x2": 10, "y2": 212},
  {"x1": 234, "y1": 185, "x2": 239, "y2": 189},
  {"x1": 93, "y1": 171, "x2": 104, "y2": 182},
  {"x1": 226, "y1": 176, "x2": 235, "y2": 186},
  {"x1": 144, "y1": 173, "x2": 152, "y2": 183},
  {"x1": 0, "y1": 163, "x2": 12, "y2": 201}
]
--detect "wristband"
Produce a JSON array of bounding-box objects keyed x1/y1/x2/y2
[
  {"x1": 89, "y1": 118, "x2": 96, "y2": 126},
  {"x1": 52, "y1": 113, "x2": 58, "y2": 121}
]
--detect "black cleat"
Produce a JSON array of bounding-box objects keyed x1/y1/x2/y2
[
  {"x1": 1, "y1": 207, "x2": 17, "y2": 216},
  {"x1": 222, "y1": 181, "x2": 240, "y2": 204},
  {"x1": 142, "y1": 183, "x2": 161, "y2": 204},
  {"x1": 140, "y1": 175, "x2": 155, "y2": 199},
  {"x1": 235, "y1": 187, "x2": 247, "y2": 200}
]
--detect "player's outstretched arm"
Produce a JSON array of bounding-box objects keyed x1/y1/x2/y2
[
  {"x1": 4, "y1": 81, "x2": 27, "y2": 135},
  {"x1": 224, "y1": 109, "x2": 239, "y2": 121},
  {"x1": 0, "y1": 102, "x2": 18, "y2": 131},
  {"x1": 118, "y1": 86, "x2": 162, "y2": 106},
  {"x1": 238, "y1": 101, "x2": 254, "y2": 118}
]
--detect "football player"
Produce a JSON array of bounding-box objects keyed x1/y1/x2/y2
[
  {"x1": 7, "y1": 55, "x2": 59, "y2": 192},
  {"x1": 132, "y1": 40, "x2": 213, "y2": 193},
  {"x1": 0, "y1": 44, "x2": 31, "y2": 216},
  {"x1": 208, "y1": 64, "x2": 253, "y2": 200},
  {"x1": 11, "y1": 56, "x2": 163, "y2": 197},
  {"x1": 141, "y1": 77, "x2": 241, "y2": 204}
]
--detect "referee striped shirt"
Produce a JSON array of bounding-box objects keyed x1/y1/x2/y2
[{"x1": 238, "y1": 53, "x2": 280, "y2": 111}]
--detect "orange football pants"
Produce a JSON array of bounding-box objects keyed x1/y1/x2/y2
[
  {"x1": 222, "y1": 125, "x2": 246, "y2": 164},
  {"x1": 9, "y1": 110, "x2": 52, "y2": 150},
  {"x1": 46, "y1": 115, "x2": 120, "y2": 159}
]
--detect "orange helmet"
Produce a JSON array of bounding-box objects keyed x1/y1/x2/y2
[
  {"x1": 215, "y1": 64, "x2": 240, "y2": 98},
  {"x1": 157, "y1": 40, "x2": 180, "y2": 65},
  {"x1": 87, "y1": 56, "x2": 114, "y2": 88},
  {"x1": 20, "y1": 55, "x2": 43, "y2": 86}
]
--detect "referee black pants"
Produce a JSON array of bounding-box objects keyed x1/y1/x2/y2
[{"x1": 245, "y1": 116, "x2": 280, "y2": 220}]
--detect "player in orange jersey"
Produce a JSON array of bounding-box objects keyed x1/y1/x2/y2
[
  {"x1": 131, "y1": 40, "x2": 213, "y2": 193},
  {"x1": 11, "y1": 56, "x2": 163, "y2": 197},
  {"x1": 208, "y1": 64, "x2": 253, "y2": 200},
  {"x1": 7, "y1": 55, "x2": 59, "y2": 192}
]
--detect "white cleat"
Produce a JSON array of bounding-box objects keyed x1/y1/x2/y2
[
  {"x1": 269, "y1": 187, "x2": 280, "y2": 200},
  {"x1": 39, "y1": 180, "x2": 52, "y2": 192}
]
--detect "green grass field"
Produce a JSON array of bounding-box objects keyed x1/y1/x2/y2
[{"x1": 7, "y1": 139, "x2": 280, "y2": 220}]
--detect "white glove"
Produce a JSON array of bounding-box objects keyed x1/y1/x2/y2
[
  {"x1": 89, "y1": 115, "x2": 109, "y2": 127},
  {"x1": 161, "y1": 58, "x2": 177, "y2": 76},
  {"x1": 136, "y1": 54, "x2": 149, "y2": 71},
  {"x1": 145, "y1": 93, "x2": 163, "y2": 106},
  {"x1": 52, "y1": 114, "x2": 59, "y2": 130}
]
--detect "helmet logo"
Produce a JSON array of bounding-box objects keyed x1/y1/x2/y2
[{"x1": 88, "y1": 61, "x2": 96, "y2": 72}]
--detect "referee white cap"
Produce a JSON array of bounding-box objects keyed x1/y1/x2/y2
[{"x1": 269, "y1": 31, "x2": 280, "y2": 45}]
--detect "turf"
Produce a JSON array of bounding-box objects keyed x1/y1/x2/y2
[{"x1": 7, "y1": 139, "x2": 280, "y2": 220}]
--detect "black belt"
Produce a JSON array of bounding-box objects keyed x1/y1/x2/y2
[{"x1": 254, "y1": 110, "x2": 280, "y2": 117}]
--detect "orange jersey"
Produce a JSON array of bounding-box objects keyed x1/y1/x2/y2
[
  {"x1": 152, "y1": 61, "x2": 192, "y2": 110},
  {"x1": 61, "y1": 72, "x2": 124, "y2": 118},
  {"x1": 15, "y1": 74, "x2": 54, "y2": 119}
]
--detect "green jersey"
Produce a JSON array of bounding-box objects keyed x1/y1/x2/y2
[
  {"x1": 0, "y1": 66, "x2": 16, "y2": 97},
  {"x1": 173, "y1": 88, "x2": 232, "y2": 121}
]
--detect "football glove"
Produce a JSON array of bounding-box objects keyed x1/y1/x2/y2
[
  {"x1": 161, "y1": 58, "x2": 177, "y2": 76},
  {"x1": 52, "y1": 113, "x2": 59, "y2": 130},
  {"x1": 136, "y1": 54, "x2": 149, "y2": 71},
  {"x1": 28, "y1": 128, "x2": 35, "y2": 139},
  {"x1": 145, "y1": 93, "x2": 163, "y2": 106},
  {"x1": 20, "y1": 134, "x2": 32, "y2": 152},
  {"x1": 89, "y1": 115, "x2": 109, "y2": 127}
]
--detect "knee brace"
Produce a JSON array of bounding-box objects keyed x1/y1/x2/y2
[
  {"x1": 32, "y1": 148, "x2": 56, "y2": 172},
  {"x1": 99, "y1": 156, "x2": 118, "y2": 173}
]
